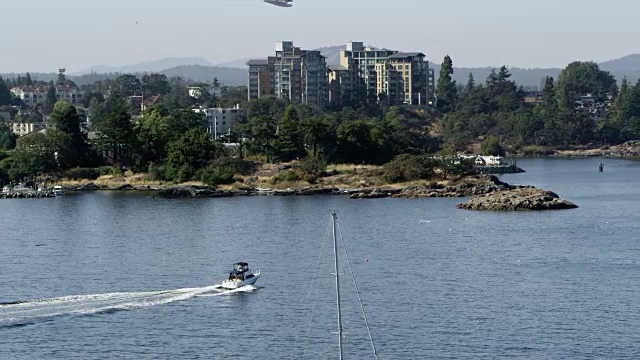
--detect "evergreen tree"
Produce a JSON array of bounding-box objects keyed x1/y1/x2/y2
[
  {"x1": 485, "y1": 66, "x2": 521, "y2": 112},
  {"x1": 274, "y1": 105, "x2": 306, "y2": 162},
  {"x1": 57, "y1": 68, "x2": 67, "y2": 86},
  {"x1": 0, "y1": 77, "x2": 11, "y2": 106},
  {"x1": 25, "y1": 73, "x2": 33, "y2": 86},
  {"x1": 94, "y1": 101, "x2": 136, "y2": 165},
  {"x1": 48, "y1": 101, "x2": 94, "y2": 167},
  {"x1": 435, "y1": 55, "x2": 458, "y2": 113},
  {"x1": 45, "y1": 84, "x2": 57, "y2": 113}
]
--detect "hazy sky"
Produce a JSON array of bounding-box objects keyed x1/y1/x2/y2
[{"x1": 2, "y1": 0, "x2": 640, "y2": 72}]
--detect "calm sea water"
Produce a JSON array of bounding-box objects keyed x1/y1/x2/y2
[{"x1": 0, "y1": 158, "x2": 638, "y2": 359}]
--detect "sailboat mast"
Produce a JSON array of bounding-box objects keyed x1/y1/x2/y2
[{"x1": 332, "y1": 211, "x2": 344, "y2": 360}]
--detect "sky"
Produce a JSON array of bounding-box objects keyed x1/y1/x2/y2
[{"x1": 2, "y1": 0, "x2": 640, "y2": 73}]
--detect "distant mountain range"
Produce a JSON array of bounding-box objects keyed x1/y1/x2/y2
[
  {"x1": 4, "y1": 48, "x2": 640, "y2": 89},
  {"x1": 70, "y1": 57, "x2": 213, "y2": 75}
]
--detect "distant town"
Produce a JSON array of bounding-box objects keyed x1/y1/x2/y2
[{"x1": 0, "y1": 39, "x2": 639, "y2": 190}]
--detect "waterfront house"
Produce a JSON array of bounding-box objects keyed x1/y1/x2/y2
[{"x1": 475, "y1": 155, "x2": 508, "y2": 166}]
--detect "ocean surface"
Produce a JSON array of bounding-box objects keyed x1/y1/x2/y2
[{"x1": 0, "y1": 158, "x2": 638, "y2": 359}]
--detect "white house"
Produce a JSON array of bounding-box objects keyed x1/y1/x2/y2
[
  {"x1": 193, "y1": 105, "x2": 245, "y2": 139},
  {"x1": 475, "y1": 155, "x2": 508, "y2": 166},
  {"x1": 9, "y1": 122, "x2": 45, "y2": 136}
]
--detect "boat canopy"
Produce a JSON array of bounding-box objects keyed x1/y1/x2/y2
[{"x1": 232, "y1": 262, "x2": 250, "y2": 273}]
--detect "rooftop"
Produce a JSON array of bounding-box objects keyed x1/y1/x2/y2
[
  {"x1": 327, "y1": 64, "x2": 349, "y2": 71},
  {"x1": 387, "y1": 52, "x2": 425, "y2": 59},
  {"x1": 247, "y1": 59, "x2": 269, "y2": 66}
]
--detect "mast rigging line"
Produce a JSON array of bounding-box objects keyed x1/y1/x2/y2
[
  {"x1": 300, "y1": 220, "x2": 333, "y2": 359},
  {"x1": 337, "y1": 221, "x2": 380, "y2": 360}
]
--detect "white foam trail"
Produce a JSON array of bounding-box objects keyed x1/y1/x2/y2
[{"x1": 0, "y1": 284, "x2": 254, "y2": 327}]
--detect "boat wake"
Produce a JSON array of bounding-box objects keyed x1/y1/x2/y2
[{"x1": 0, "y1": 284, "x2": 256, "y2": 328}]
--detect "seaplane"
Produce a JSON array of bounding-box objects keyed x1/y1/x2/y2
[{"x1": 264, "y1": 0, "x2": 293, "y2": 7}]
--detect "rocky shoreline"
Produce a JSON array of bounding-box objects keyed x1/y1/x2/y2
[
  {"x1": 3, "y1": 175, "x2": 577, "y2": 211},
  {"x1": 552, "y1": 140, "x2": 640, "y2": 158}
]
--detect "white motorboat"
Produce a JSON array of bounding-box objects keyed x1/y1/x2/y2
[
  {"x1": 53, "y1": 185, "x2": 65, "y2": 196},
  {"x1": 220, "y1": 262, "x2": 260, "y2": 290}
]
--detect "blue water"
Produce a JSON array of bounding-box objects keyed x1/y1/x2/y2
[{"x1": 0, "y1": 158, "x2": 638, "y2": 359}]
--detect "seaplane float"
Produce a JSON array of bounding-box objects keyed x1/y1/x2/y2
[
  {"x1": 264, "y1": 0, "x2": 293, "y2": 7},
  {"x1": 218, "y1": 262, "x2": 261, "y2": 290}
]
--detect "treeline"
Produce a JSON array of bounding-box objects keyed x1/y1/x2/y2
[
  {"x1": 3, "y1": 57, "x2": 640, "y2": 187},
  {"x1": 436, "y1": 58, "x2": 640, "y2": 151}
]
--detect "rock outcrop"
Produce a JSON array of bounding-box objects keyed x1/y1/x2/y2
[
  {"x1": 456, "y1": 188, "x2": 578, "y2": 211},
  {"x1": 154, "y1": 185, "x2": 233, "y2": 199},
  {"x1": 554, "y1": 140, "x2": 640, "y2": 158},
  {"x1": 348, "y1": 175, "x2": 515, "y2": 199}
]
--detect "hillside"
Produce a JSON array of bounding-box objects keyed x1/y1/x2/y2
[{"x1": 71, "y1": 57, "x2": 212, "y2": 75}]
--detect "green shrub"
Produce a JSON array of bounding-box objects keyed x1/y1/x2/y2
[
  {"x1": 480, "y1": 136, "x2": 505, "y2": 156},
  {"x1": 382, "y1": 154, "x2": 437, "y2": 183},
  {"x1": 147, "y1": 163, "x2": 165, "y2": 181},
  {"x1": 296, "y1": 157, "x2": 327, "y2": 180},
  {"x1": 63, "y1": 167, "x2": 101, "y2": 180},
  {"x1": 95, "y1": 166, "x2": 123, "y2": 177},
  {"x1": 211, "y1": 157, "x2": 257, "y2": 176},
  {"x1": 200, "y1": 164, "x2": 236, "y2": 187},
  {"x1": 270, "y1": 169, "x2": 304, "y2": 184}
]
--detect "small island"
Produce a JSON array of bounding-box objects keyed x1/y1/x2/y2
[{"x1": 456, "y1": 187, "x2": 578, "y2": 211}]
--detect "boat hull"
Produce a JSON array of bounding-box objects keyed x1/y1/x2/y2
[{"x1": 220, "y1": 272, "x2": 260, "y2": 290}]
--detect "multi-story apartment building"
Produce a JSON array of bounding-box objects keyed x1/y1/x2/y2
[
  {"x1": 338, "y1": 42, "x2": 435, "y2": 106},
  {"x1": 328, "y1": 64, "x2": 355, "y2": 108},
  {"x1": 10, "y1": 86, "x2": 85, "y2": 107},
  {"x1": 247, "y1": 59, "x2": 273, "y2": 100},
  {"x1": 247, "y1": 41, "x2": 327, "y2": 108},
  {"x1": 193, "y1": 105, "x2": 245, "y2": 140},
  {"x1": 248, "y1": 40, "x2": 435, "y2": 108}
]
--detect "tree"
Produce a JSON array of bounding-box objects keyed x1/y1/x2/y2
[
  {"x1": 164, "y1": 128, "x2": 223, "y2": 182},
  {"x1": 44, "y1": 84, "x2": 57, "y2": 114},
  {"x1": 48, "y1": 101, "x2": 94, "y2": 168},
  {"x1": 93, "y1": 101, "x2": 136, "y2": 165},
  {"x1": 25, "y1": 73, "x2": 33, "y2": 86},
  {"x1": 480, "y1": 136, "x2": 505, "y2": 156},
  {"x1": 485, "y1": 66, "x2": 522, "y2": 112},
  {"x1": 134, "y1": 106, "x2": 206, "y2": 168},
  {"x1": 111, "y1": 74, "x2": 141, "y2": 97},
  {"x1": 141, "y1": 73, "x2": 171, "y2": 96},
  {"x1": 162, "y1": 77, "x2": 193, "y2": 112},
  {"x1": 0, "y1": 123, "x2": 17, "y2": 150},
  {"x1": 435, "y1": 55, "x2": 458, "y2": 114},
  {"x1": 273, "y1": 105, "x2": 306, "y2": 162},
  {"x1": 10, "y1": 130, "x2": 71, "y2": 178},
  {"x1": 0, "y1": 77, "x2": 12, "y2": 106},
  {"x1": 56, "y1": 68, "x2": 67, "y2": 86},
  {"x1": 302, "y1": 116, "x2": 333, "y2": 158},
  {"x1": 556, "y1": 62, "x2": 617, "y2": 109},
  {"x1": 336, "y1": 120, "x2": 381, "y2": 164}
]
